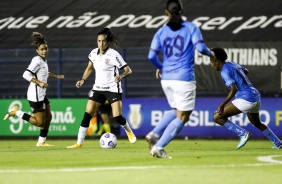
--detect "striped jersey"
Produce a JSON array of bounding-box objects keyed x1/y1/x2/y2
[
  {"x1": 221, "y1": 61, "x2": 260, "y2": 102},
  {"x1": 25, "y1": 55, "x2": 49, "y2": 102},
  {"x1": 88, "y1": 48, "x2": 127, "y2": 93}
]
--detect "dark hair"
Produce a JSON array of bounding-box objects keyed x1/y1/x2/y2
[
  {"x1": 210, "y1": 47, "x2": 228, "y2": 62},
  {"x1": 31, "y1": 32, "x2": 47, "y2": 49},
  {"x1": 166, "y1": 0, "x2": 183, "y2": 31},
  {"x1": 97, "y1": 27, "x2": 120, "y2": 47}
]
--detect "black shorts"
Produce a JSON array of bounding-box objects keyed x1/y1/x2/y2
[
  {"x1": 99, "y1": 103, "x2": 112, "y2": 114},
  {"x1": 28, "y1": 97, "x2": 50, "y2": 113},
  {"x1": 89, "y1": 90, "x2": 122, "y2": 104}
]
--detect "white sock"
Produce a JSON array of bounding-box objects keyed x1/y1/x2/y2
[
  {"x1": 38, "y1": 136, "x2": 46, "y2": 143},
  {"x1": 15, "y1": 110, "x2": 24, "y2": 118},
  {"x1": 77, "y1": 126, "x2": 88, "y2": 144},
  {"x1": 122, "y1": 122, "x2": 133, "y2": 133}
]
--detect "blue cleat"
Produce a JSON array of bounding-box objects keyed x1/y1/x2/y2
[
  {"x1": 272, "y1": 144, "x2": 282, "y2": 149},
  {"x1": 237, "y1": 131, "x2": 252, "y2": 149}
]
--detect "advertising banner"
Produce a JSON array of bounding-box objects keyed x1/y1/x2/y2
[
  {"x1": 122, "y1": 97, "x2": 282, "y2": 138},
  {"x1": 1, "y1": 98, "x2": 282, "y2": 138},
  {"x1": 0, "y1": 0, "x2": 281, "y2": 49},
  {"x1": 0, "y1": 99, "x2": 86, "y2": 136},
  {"x1": 195, "y1": 41, "x2": 282, "y2": 96},
  {"x1": 1, "y1": 0, "x2": 281, "y2": 98}
]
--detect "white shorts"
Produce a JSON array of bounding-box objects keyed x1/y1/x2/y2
[
  {"x1": 161, "y1": 80, "x2": 196, "y2": 111},
  {"x1": 232, "y1": 99, "x2": 260, "y2": 113}
]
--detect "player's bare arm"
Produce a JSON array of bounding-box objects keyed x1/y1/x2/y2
[
  {"x1": 48, "y1": 72, "x2": 65, "y2": 79},
  {"x1": 115, "y1": 66, "x2": 132, "y2": 83},
  {"x1": 217, "y1": 84, "x2": 237, "y2": 114},
  {"x1": 30, "y1": 78, "x2": 48, "y2": 88},
  {"x1": 76, "y1": 61, "x2": 93, "y2": 88},
  {"x1": 155, "y1": 69, "x2": 162, "y2": 79}
]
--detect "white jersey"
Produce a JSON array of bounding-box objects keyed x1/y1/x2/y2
[
  {"x1": 24, "y1": 56, "x2": 49, "y2": 102},
  {"x1": 88, "y1": 48, "x2": 127, "y2": 93}
]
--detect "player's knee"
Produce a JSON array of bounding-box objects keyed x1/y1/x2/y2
[
  {"x1": 36, "y1": 119, "x2": 44, "y2": 127},
  {"x1": 213, "y1": 113, "x2": 220, "y2": 123}
]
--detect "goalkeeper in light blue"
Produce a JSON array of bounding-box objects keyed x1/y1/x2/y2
[{"x1": 146, "y1": 0, "x2": 212, "y2": 158}]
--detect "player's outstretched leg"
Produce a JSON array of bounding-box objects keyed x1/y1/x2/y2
[
  {"x1": 237, "y1": 131, "x2": 252, "y2": 149},
  {"x1": 150, "y1": 146, "x2": 172, "y2": 159},
  {"x1": 145, "y1": 132, "x2": 159, "y2": 150},
  {"x1": 122, "y1": 122, "x2": 136, "y2": 144},
  {"x1": 3, "y1": 106, "x2": 19, "y2": 120}
]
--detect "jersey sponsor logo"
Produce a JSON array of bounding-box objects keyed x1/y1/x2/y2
[
  {"x1": 116, "y1": 57, "x2": 122, "y2": 67},
  {"x1": 163, "y1": 69, "x2": 180, "y2": 74},
  {"x1": 96, "y1": 86, "x2": 110, "y2": 89}
]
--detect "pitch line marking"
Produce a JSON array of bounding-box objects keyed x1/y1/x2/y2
[
  {"x1": 257, "y1": 155, "x2": 282, "y2": 164},
  {"x1": 0, "y1": 161, "x2": 279, "y2": 173}
]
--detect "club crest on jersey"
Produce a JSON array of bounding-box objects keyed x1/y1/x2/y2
[{"x1": 105, "y1": 58, "x2": 110, "y2": 64}]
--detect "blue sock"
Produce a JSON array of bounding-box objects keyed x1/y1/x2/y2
[
  {"x1": 223, "y1": 120, "x2": 246, "y2": 137},
  {"x1": 153, "y1": 110, "x2": 176, "y2": 137},
  {"x1": 262, "y1": 127, "x2": 282, "y2": 146},
  {"x1": 156, "y1": 118, "x2": 184, "y2": 149}
]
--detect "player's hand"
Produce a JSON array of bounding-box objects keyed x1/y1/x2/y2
[
  {"x1": 76, "y1": 79, "x2": 84, "y2": 88},
  {"x1": 210, "y1": 50, "x2": 216, "y2": 59},
  {"x1": 38, "y1": 81, "x2": 48, "y2": 88},
  {"x1": 115, "y1": 76, "x2": 122, "y2": 83},
  {"x1": 56, "y1": 75, "x2": 65, "y2": 79},
  {"x1": 156, "y1": 69, "x2": 162, "y2": 79}
]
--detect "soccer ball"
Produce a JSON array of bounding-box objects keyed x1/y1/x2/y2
[{"x1": 99, "y1": 133, "x2": 117, "y2": 149}]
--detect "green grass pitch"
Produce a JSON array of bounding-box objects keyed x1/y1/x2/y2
[{"x1": 0, "y1": 138, "x2": 281, "y2": 184}]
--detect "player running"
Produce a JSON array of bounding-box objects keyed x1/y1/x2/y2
[
  {"x1": 67, "y1": 27, "x2": 136, "y2": 148},
  {"x1": 4, "y1": 32, "x2": 64, "y2": 146},
  {"x1": 210, "y1": 47, "x2": 282, "y2": 149},
  {"x1": 145, "y1": 0, "x2": 212, "y2": 158}
]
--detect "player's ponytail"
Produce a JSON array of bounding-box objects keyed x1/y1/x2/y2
[
  {"x1": 97, "y1": 27, "x2": 120, "y2": 47},
  {"x1": 31, "y1": 32, "x2": 47, "y2": 49},
  {"x1": 166, "y1": 0, "x2": 184, "y2": 31}
]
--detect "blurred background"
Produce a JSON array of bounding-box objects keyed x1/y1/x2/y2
[{"x1": 1, "y1": 0, "x2": 282, "y2": 138}]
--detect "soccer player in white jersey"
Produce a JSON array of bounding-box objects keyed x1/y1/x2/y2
[
  {"x1": 67, "y1": 27, "x2": 136, "y2": 148},
  {"x1": 210, "y1": 47, "x2": 282, "y2": 149},
  {"x1": 145, "y1": 0, "x2": 212, "y2": 158},
  {"x1": 4, "y1": 32, "x2": 64, "y2": 146}
]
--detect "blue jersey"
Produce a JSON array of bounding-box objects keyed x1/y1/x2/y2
[
  {"x1": 148, "y1": 21, "x2": 210, "y2": 81},
  {"x1": 221, "y1": 62, "x2": 260, "y2": 102}
]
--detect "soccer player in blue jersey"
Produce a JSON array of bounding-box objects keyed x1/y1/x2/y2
[
  {"x1": 145, "y1": 0, "x2": 212, "y2": 158},
  {"x1": 210, "y1": 47, "x2": 282, "y2": 149}
]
